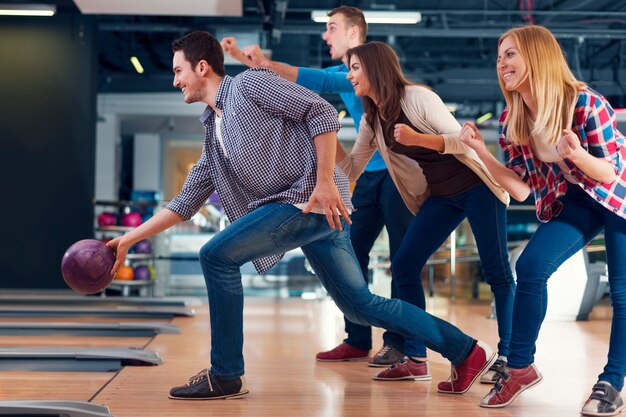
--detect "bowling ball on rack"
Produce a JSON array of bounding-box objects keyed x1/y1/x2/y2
[
  {"x1": 61, "y1": 239, "x2": 115, "y2": 294},
  {"x1": 134, "y1": 265, "x2": 152, "y2": 281},
  {"x1": 115, "y1": 265, "x2": 134, "y2": 281},
  {"x1": 133, "y1": 239, "x2": 152, "y2": 254},
  {"x1": 121, "y1": 212, "x2": 143, "y2": 227},
  {"x1": 97, "y1": 212, "x2": 117, "y2": 227}
]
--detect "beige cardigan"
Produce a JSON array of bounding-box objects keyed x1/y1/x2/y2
[{"x1": 338, "y1": 85, "x2": 509, "y2": 215}]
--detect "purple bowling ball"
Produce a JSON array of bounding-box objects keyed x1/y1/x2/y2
[
  {"x1": 134, "y1": 265, "x2": 152, "y2": 281},
  {"x1": 61, "y1": 239, "x2": 115, "y2": 294},
  {"x1": 134, "y1": 239, "x2": 152, "y2": 254},
  {"x1": 121, "y1": 212, "x2": 143, "y2": 227},
  {"x1": 97, "y1": 212, "x2": 117, "y2": 227}
]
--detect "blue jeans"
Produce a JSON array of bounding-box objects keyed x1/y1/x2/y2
[
  {"x1": 199, "y1": 202, "x2": 475, "y2": 378},
  {"x1": 389, "y1": 184, "x2": 515, "y2": 358},
  {"x1": 508, "y1": 184, "x2": 626, "y2": 391},
  {"x1": 345, "y1": 170, "x2": 421, "y2": 355}
]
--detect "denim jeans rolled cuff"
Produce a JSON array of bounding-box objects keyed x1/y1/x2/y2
[
  {"x1": 301, "y1": 224, "x2": 475, "y2": 365},
  {"x1": 343, "y1": 320, "x2": 372, "y2": 350}
]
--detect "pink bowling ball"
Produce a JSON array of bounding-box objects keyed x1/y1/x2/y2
[
  {"x1": 97, "y1": 212, "x2": 117, "y2": 227},
  {"x1": 121, "y1": 212, "x2": 143, "y2": 227}
]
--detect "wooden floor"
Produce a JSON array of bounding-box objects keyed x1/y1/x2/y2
[{"x1": 0, "y1": 296, "x2": 614, "y2": 417}]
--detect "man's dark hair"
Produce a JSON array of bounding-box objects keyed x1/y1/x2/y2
[
  {"x1": 171, "y1": 31, "x2": 225, "y2": 76},
  {"x1": 328, "y1": 6, "x2": 367, "y2": 43}
]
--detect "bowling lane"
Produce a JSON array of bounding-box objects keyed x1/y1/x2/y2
[
  {"x1": 0, "y1": 334, "x2": 153, "y2": 348},
  {"x1": 0, "y1": 312, "x2": 170, "y2": 402},
  {"x1": 0, "y1": 315, "x2": 171, "y2": 324},
  {"x1": 0, "y1": 371, "x2": 115, "y2": 401},
  {"x1": 0, "y1": 292, "x2": 187, "y2": 404},
  {"x1": 0, "y1": 314, "x2": 176, "y2": 347}
]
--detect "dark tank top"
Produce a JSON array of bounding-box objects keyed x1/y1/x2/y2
[{"x1": 380, "y1": 110, "x2": 483, "y2": 197}]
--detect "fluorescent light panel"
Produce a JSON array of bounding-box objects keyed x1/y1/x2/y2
[
  {"x1": 311, "y1": 10, "x2": 421, "y2": 25},
  {"x1": 130, "y1": 56, "x2": 144, "y2": 74},
  {"x1": 476, "y1": 112, "x2": 493, "y2": 124},
  {"x1": 0, "y1": 3, "x2": 56, "y2": 16},
  {"x1": 72, "y1": 0, "x2": 242, "y2": 17}
]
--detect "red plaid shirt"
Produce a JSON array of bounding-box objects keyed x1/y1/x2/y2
[{"x1": 499, "y1": 86, "x2": 626, "y2": 222}]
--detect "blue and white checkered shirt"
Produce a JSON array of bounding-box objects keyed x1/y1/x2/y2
[{"x1": 167, "y1": 68, "x2": 353, "y2": 273}]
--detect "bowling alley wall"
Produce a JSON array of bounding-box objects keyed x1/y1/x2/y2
[{"x1": 0, "y1": 12, "x2": 98, "y2": 289}]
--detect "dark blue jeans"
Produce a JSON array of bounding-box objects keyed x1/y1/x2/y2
[
  {"x1": 508, "y1": 184, "x2": 626, "y2": 391},
  {"x1": 199, "y1": 202, "x2": 475, "y2": 378},
  {"x1": 344, "y1": 170, "x2": 421, "y2": 356},
  {"x1": 389, "y1": 184, "x2": 515, "y2": 358}
]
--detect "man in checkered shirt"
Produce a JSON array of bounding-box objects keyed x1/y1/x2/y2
[{"x1": 107, "y1": 31, "x2": 495, "y2": 401}]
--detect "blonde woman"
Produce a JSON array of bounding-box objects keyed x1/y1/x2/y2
[{"x1": 461, "y1": 25, "x2": 626, "y2": 415}]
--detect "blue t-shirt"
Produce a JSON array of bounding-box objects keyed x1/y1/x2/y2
[{"x1": 296, "y1": 64, "x2": 386, "y2": 172}]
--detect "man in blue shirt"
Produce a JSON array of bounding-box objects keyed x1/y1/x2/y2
[
  {"x1": 222, "y1": 6, "x2": 425, "y2": 374},
  {"x1": 106, "y1": 30, "x2": 495, "y2": 400}
]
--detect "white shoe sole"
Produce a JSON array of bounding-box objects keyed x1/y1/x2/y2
[{"x1": 480, "y1": 370, "x2": 543, "y2": 408}]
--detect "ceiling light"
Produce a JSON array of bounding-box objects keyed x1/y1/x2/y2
[
  {"x1": 311, "y1": 10, "x2": 421, "y2": 25},
  {"x1": 476, "y1": 112, "x2": 493, "y2": 124},
  {"x1": 72, "y1": 0, "x2": 241, "y2": 17},
  {"x1": 0, "y1": 3, "x2": 56, "y2": 16},
  {"x1": 130, "y1": 56, "x2": 144, "y2": 74}
]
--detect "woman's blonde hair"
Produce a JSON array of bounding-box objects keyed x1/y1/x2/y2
[{"x1": 498, "y1": 25, "x2": 585, "y2": 145}]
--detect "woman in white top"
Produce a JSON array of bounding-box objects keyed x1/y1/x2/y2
[{"x1": 337, "y1": 41, "x2": 515, "y2": 387}]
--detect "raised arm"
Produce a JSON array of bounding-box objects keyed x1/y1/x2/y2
[
  {"x1": 221, "y1": 37, "x2": 299, "y2": 83},
  {"x1": 220, "y1": 37, "x2": 254, "y2": 67},
  {"x1": 296, "y1": 67, "x2": 355, "y2": 93}
]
